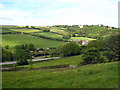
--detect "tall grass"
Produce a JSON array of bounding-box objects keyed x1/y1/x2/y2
[{"x1": 2, "y1": 62, "x2": 118, "y2": 88}]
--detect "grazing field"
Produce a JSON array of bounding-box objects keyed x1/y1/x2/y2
[
  {"x1": 70, "y1": 37, "x2": 96, "y2": 41},
  {"x1": 22, "y1": 55, "x2": 83, "y2": 68},
  {"x1": 10, "y1": 29, "x2": 41, "y2": 33},
  {"x1": 50, "y1": 27, "x2": 68, "y2": 35},
  {"x1": 1, "y1": 25, "x2": 18, "y2": 28},
  {"x1": 2, "y1": 61, "x2": 118, "y2": 88},
  {"x1": 36, "y1": 32, "x2": 63, "y2": 39},
  {"x1": 1, "y1": 29, "x2": 16, "y2": 33},
  {"x1": 1, "y1": 34, "x2": 65, "y2": 48}
]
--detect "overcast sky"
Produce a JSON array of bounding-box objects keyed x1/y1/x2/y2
[{"x1": 0, "y1": 0, "x2": 119, "y2": 27}]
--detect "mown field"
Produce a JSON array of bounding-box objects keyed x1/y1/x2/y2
[
  {"x1": 50, "y1": 27, "x2": 68, "y2": 35},
  {"x1": 10, "y1": 29, "x2": 41, "y2": 33},
  {"x1": 70, "y1": 37, "x2": 96, "y2": 41},
  {"x1": 1, "y1": 29, "x2": 16, "y2": 33},
  {"x1": 36, "y1": 32, "x2": 63, "y2": 39},
  {"x1": 1, "y1": 34, "x2": 65, "y2": 48},
  {"x1": 2, "y1": 61, "x2": 118, "y2": 88}
]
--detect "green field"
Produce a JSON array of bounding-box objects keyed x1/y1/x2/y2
[
  {"x1": 22, "y1": 55, "x2": 83, "y2": 68},
  {"x1": 2, "y1": 61, "x2": 118, "y2": 88},
  {"x1": 2, "y1": 34, "x2": 65, "y2": 48},
  {"x1": 50, "y1": 27, "x2": 68, "y2": 35},
  {"x1": 36, "y1": 32, "x2": 63, "y2": 39},
  {"x1": 1, "y1": 29, "x2": 16, "y2": 33},
  {"x1": 70, "y1": 37, "x2": 96, "y2": 41},
  {"x1": 10, "y1": 29, "x2": 41, "y2": 33},
  {"x1": 2, "y1": 25, "x2": 119, "y2": 88},
  {"x1": 1, "y1": 25, "x2": 18, "y2": 28}
]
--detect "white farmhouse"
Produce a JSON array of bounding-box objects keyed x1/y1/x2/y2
[
  {"x1": 81, "y1": 40, "x2": 89, "y2": 45},
  {"x1": 79, "y1": 25, "x2": 83, "y2": 28}
]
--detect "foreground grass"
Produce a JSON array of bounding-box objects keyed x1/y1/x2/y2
[
  {"x1": 2, "y1": 34, "x2": 65, "y2": 48},
  {"x1": 2, "y1": 61, "x2": 118, "y2": 88}
]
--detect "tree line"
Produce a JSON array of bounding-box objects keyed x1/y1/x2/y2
[
  {"x1": 2, "y1": 44, "x2": 35, "y2": 65},
  {"x1": 2, "y1": 34, "x2": 119, "y2": 66},
  {"x1": 50, "y1": 35, "x2": 119, "y2": 65}
]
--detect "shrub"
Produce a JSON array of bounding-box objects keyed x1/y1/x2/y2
[
  {"x1": 51, "y1": 42, "x2": 80, "y2": 57},
  {"x1": 2, "y1": 49, "x2": 13, "y2": 62},
  {"x1": 14, "y1": 49, "x2": 30, "y2": 65},
  {"x1": 63, "y1": 35, "x2": 71, "y2": 39},
  {"x1": 81, "y1": 47, "x2": 106, "y2": 65},
  {"x1": 28, "y1": 44, "x2": 35, "y2": 51}
]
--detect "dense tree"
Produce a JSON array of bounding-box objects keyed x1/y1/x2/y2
[
  {"x1": 2, "y1": 49, "x2": 13, "y2": 62},
  {"x1": 42, "y1": 28, "x2": 50, "y2": 32},
  {"x1": 4, "y1": 45, "x2": 9, "y2": 49},
  {"x1": 25, "y1": 44, "x2": 28, "y2": 50},
  {"x1": 14, "y1": 44, "x2": 35, "y2": 51},
  {"x1": 28, "y1": 44, "x2": 35, "y2": 51},
  {"x1": 14, "y1": 49, "x2": 30, "y2": 65},
  {"x1": 63, "y1": 34, "x2": 71, "y2": 39},
  {"x1": 80, "y1": 35, "x2": 119, "y2": 65},
  {"x1": 81, "y1": 47, "x2": 106, "y2": 65},
  {"x1": 67, "y1": 25, "x2": 80, "y2": 32},
  {"x1": 14, "y1": 45, "x2": 22, "y2": 50},
  {"x1": 31, "y1": 26, "x2": 35, "y2": 29},
  {"x1": 102, "y1": 35, "x2": 120, "y2": 61},
  {"x1": 51, "y1": 42, "x2": 80, "y2": 57},
  {"x1": 21, "y1": 45, "x2": 25, "y2": 50},
  {"x1": 12, "y1": 44, "x2": 35, "y2": 65},
  {"x1": 25, "y1": 25, "x2": 29, "y2": 28}
]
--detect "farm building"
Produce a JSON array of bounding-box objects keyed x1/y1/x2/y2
[
  {"x1": 81, "y1": 40, "x2": 89, "y2": 45},
  {"x1": 79, "y1": 25, "x2": 83, "y2": 28},
  {"x1": 70, "y1": 39, "x2": 89, "y2": 45}
]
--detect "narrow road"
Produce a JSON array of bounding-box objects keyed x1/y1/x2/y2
[{"x1": 0, "y1": 57, "x2": 62, "y2": 65}]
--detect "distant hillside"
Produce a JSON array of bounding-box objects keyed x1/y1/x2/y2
[{"x1": 1, "y1": 34, "x2": 65, "y2": 48}]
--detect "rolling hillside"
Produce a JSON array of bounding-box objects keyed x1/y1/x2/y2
[
  {"x1": 1, "y1": 34, "x2": 65, "y2": 48},
  {"x1": 2, "y1": 61, "x2": 118, "y2": 88},
  {"x1": 36, "y1": 32, "x2": 63, "y2": 39},
  {"x1": 10, "y1": 29, "x2": 41, "y2": 33}
]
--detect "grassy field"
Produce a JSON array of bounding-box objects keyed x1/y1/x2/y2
[
  {"x1": 21, "y1": 55, "x2": 83, "y2": 68},
  {"x1": 36, "y1": 32, "x2": 63, "y2": 39},
  {"x1": 1, "y1": 29, "x2": 16, "y2": 33},
  {"x1": 1, "y1": 25, "x2": 18, "y2": 28},
  {"x1": 70, "y1": 37, "x2": 96, "y2": 41},
  {"x1": 50, "y1": 27, "x2": 68, "y2": 35},
  {"x1": 10, "y1": 29, "x2": 41, "y2": 33},
  {"x1": 1, "y1": 34, "x2": 65, "y2": 48},
  {"x1": 2, "y1": 61, "x2": 118, "y2": 88}
]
